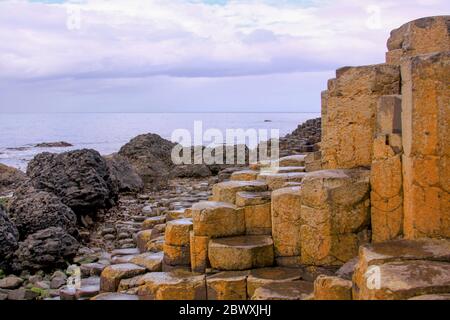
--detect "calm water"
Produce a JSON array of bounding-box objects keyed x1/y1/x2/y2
[{"x1": 0, "y1": 113, "x2": 320, "y2": 171}]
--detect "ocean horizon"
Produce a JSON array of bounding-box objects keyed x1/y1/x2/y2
[{"x1": 0, "y1": 112, "x2": 320, "y2": 171}]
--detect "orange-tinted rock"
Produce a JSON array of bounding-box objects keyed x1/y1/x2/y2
[
  {"x1": 190, "y1": 231, "x2": 210, "y2": 273},
  {"x1": 142, "y1": 216, "x2": 166, "y2": 230},
  {"x1": 206, "y1": 271, "x2": 248, "y2": 300},
  {"x1": 321, "y1": 64, "x2": 400, "y2": 169},
  {"x1": 401, "y1": 51, "x2": 450, "y2": 239},
  {"x1": 165, "y1": 219, "x2": 193, "y2": 246},
  {"x1": 100, "y1": 264, "x2": 146, "y2": 292},
  {"x1": 137, "y1": 270, "x2": 207, "y2": 300},
  {"x1": 314, "y1": 275, "x2": 352, "y2": 300},
  {"x1": 163, "y1": 243, "x2": 190, "y2": 266},
  {"x1": 192, "y1": 201, "x2": 245, "y2": 238},
  {"x1": 130, "y1": 252, "x2": 163, "y2": 272},
  {"x1": 386, "y1": 16, "x2": 450, "y2": 65},
  {"x1": 251, "y1": 281, "x2": 313, "y2": 300},
  {"x1": 356, "y1": 260, "x2": 450, "y2": 300},
  {"x1": 211, "y1": 181, "x2": 268, "y2": 204},
  {"x1": 352, "y1": 239, "x2": 450, "y2": 299},
  {"x1": 300, "y1": 169, "x2": 371, "y2": 266},
  {"x1": 243, "y1": 202, "x2": 272, "y2": 235},
  {"x1": 231, "y1": 170, "x2": 259, "y2": 181},
  {"x1": 371, "y1": 135, "x2": 403, "y2": 242},
  {"x1": 136, "y1": 230, "x2": 154, "y2": 253},
  {"x1": 247, "y1": 267, "x2": 303, "y2": 297},
  {"x1": 258, "y1": 172, "x2": 306, "y2": 191},
  {"x1": 271, "y1": 187, "x2": 302, "y2": 257},
  {"x1": 208, "y1": 236, "x2": 274, "y2": 271}
]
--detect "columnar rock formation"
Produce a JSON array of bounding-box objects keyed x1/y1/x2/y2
[
  {"x1": 13, "y1": 15, "x2": 444, "y2": 301},
  {"x1": 321, "y1": 65, "x2": 401, "y2": 169},
  {"x1": 401, "y1": 51, "x2": 450, "y2": 240},
  {"x1": 320, "y1": 16, "x2": 449, "y2": 246},
  {"x1": 94, "y1": 17, "x2": 449, "y2": 300}
]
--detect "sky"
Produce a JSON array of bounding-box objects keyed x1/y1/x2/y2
[{"x1": 0, "y1": 0, "x2": 448, "y2": 113}]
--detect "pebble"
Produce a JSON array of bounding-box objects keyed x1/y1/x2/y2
[{"x1": 0, "y1": 275, "x2": 24, "y2": 289}]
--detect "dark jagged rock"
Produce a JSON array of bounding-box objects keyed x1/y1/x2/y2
[
  {"x1": 171, "y1": 164, "x2": 212, "y2": 178},
  {"x1": 0, "y1": 163, "x2": 26, "y2": 195},
  {"x1": 35, "y1": 141, "x2": 73, "y2": 148},
  {"x1": 257, "y1": 118, "x2": 322, "y2": 158},
  {"x1": 105, "y1": 153, "x2": 144, "y2": 193},
  {"x1": 118, "y1": 134, "x2": 176, "y2": 190},
  {"x1": 26, "y1": 149, "x2": 119, "y2": 215},
  {"x1": 0, "y1": 205, "x2": 19, "y2": 271},
  {"x1": 8, "y1": 183, "x2": 77, "y2": 240},
  {"x1": 12, "y1": 227, "x2": 80, "y2": 272}
]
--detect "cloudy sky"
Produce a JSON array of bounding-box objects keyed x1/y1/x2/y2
[{"x1": 0, "y1": 0, "x2": 448, "y2": 113}]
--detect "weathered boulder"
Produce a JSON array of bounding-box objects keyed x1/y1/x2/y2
[
  {"x1": 171, "y1": 164, "x2": 212, "y2": 178},
  {"x1": 0, "y1": 275, "x2": 24, "y2": 290},
  {"x1": 8, "y1": 184, "x2": 77, "y2": 240},
  {"x1": 104, "y1": 153, "x2": 143, "y2": 193},
  {"x1": 0, "y1": 163, "x2": 26, "y2": 195},
  {"x1": 0, "y1": 205, "x2": 19, "y2": 271},
  {"x1": 12, "y1": 227, "x2": 80, "y2": 271},
  {"x1": 118, "y1": 134, "x2": 176, "y2": 190},
  {"x1": 27, "y1": 149, "x2": 118, "y2": 215}
]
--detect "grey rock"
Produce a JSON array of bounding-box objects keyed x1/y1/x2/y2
[
  {"x1": 0, "y1": 163, "x2": 26, "y2": 195},
  {"x1": 335, "y1": 257, "x2": 359, "y2": 280},
  {"x1": 8, "y1": 184, "x2": 77, "y2": 240},
  {"x1": 105, "y1": 153, "x2": 144, "y2": 194},
  {"x1": 0, "y1": 275, "x2": 23, "y2": 289},
  {"x1": 26, "y1": 149, "x2": 119, "y2": 215},
  {"x1": 12, "y1": 227, "x2": 80, "y2": 272},
  {"x1": 118, "y1": 134, "x2": 176, "y2": 190},
  {"x1": 0, "y1": 205, "x2": 19, "y2": 271}
]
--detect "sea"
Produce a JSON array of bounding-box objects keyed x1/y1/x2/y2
[{"x1": 0, "y1": 112, "x2": 320, "y2": 171}]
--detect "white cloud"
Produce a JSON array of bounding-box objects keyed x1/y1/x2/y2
[
  {"x1": 0, "y1": 0, "x2": 448, "y2": 112},
  {"x1": 1, "y1": 0, "x2": 448, "y2": 81}
]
